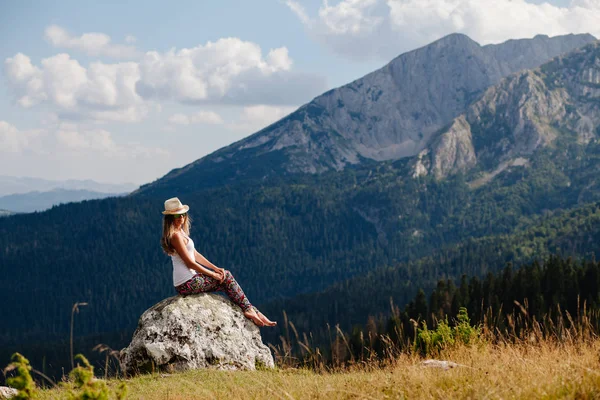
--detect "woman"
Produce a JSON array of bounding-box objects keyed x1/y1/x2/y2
[{"x1": 161, "y1": 197, "x2": 276, "y2": 327}]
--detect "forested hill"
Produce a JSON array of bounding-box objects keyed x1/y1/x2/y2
[
  {"x1": 134, "y1": 33, "x2": 595, "y2": 196},
  {"x1": 261, "y1": 200, "x2": 600, "y2": 343}
]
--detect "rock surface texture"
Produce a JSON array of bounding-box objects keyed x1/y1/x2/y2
[
  {"x1": 120, "y1": 294, "x2": 274, "y2": 375},
  {"x1": 0, "y1": 387, "x2": 17, "y2": 399}
]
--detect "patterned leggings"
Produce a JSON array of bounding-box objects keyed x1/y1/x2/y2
[{"x1": 175, "y1": 270, "x2": 252, "y2": 312}]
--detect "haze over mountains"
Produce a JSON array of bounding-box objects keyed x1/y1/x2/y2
[
  {"x1": 0, "y1": 176, "x2": 137, "y2": 213},
  {"x1": 0, "y1": 175, "x2": 137, "y2": 197},
  {"x1": 0, "y1": 189, "x2": 126, "y2": 214},
  {"x1": 2, "y1": 32, "x2": 600, "y2": 380}
]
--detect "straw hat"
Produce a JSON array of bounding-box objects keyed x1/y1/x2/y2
[{"x1": 162, "y1": 197, "x2": 190, "y2": 215}]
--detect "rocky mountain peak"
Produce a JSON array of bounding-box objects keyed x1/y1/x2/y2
[
  {"x1": 415, "y1": 40, "x2": 600, "y2": 180},
  {"x1": 427, "y1": 32, "x2": 480, "y2": 48}
]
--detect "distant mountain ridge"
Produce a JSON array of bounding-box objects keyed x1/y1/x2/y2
[
  {"x1": 0, "y1": 175, "x2": 137, "y2": 197},
  {"x1": 136, "y1": 33, "x2": 596, "y2": 196},
  {"x1": 0, "y1": 188, "x2": 126, "y2": 213}
]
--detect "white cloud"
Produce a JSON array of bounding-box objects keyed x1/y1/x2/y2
[
  {"x1": 0, "y1": 121, "x2": 44, "y2": 153},
  {"x1": 5, "y1": 35, "x2": 326, "y2": 123},
  {"x1": 44, "y1": 25, "x2": 140, "y2": 59},
  {"x1": 4, "y1": 53, "x2": 46, "y2": 108},
  {"x1": 168, "y1": 111, "x2": 224, "y2": 125},
  {"x1": 125, "y1": 35, "x2": 137, "y2": 44},
  {"x1": 135, "y1": 37, "x2": 316, "y2": 105},
  {"x1": 285, "y1": 0, "x2": 311, "y2": 25},
  {"x1": 228, "y1": 105, "x2": 296, "y2": 132},
  {"x1": 56, "y1": 124, "x2": 118, "y2": 151},
  {"x1": 319, "y1": 0, "x2": 383, "y2": 35},
  {"x1": 0, "y1": 121, "x2": 171, "y2": 184},
  {"x1": 4, "y1": 53, "x2": 148, "y2": 122},
  {"x1": 0, "y1": 119, "x2": 168, "y2": 162},
  {"x1": 54, "y1": 122, "x2": 169, "y2": 158},
  {"x1": 286, "y1": 0, "x2": 600, "y2": 61},
  {"x1": 168, "y1": 113, "x2": 191, "y2": 125}
]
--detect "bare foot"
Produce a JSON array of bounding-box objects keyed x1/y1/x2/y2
[
  {"x1": 254, "y1": 308, "x2": 277, "y2": 327},
  {"x1": 243, "y1": 309, "x2": 264, "y2": 327}
]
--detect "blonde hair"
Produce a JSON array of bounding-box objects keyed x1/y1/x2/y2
[{"x1": 161, "y1": 214, "x2": 191, "y2": 255}]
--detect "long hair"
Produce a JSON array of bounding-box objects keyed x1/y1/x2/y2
[{"x1": 161, "y1": 214, "x2": 191, "y2": 255}]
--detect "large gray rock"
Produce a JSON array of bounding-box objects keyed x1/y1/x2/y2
[{"x1": 119, "y1": 294, "x2": 274, "y2": 375}]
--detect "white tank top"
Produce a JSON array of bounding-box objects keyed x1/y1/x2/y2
[{"x1": 171, "y1": 232, "x2": 198, "y2": 287}]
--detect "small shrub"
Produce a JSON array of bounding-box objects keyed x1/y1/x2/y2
[
  {"x1": 64, "y1": 354, "x2": 127, "y2": 400},
  {"x1": 416, "y1": 318, "x2": 454, "y2": 355},
  {"x1": 453, "y1": 307, "x2": 481, "y2": 346},
  {"x1": 254, "y1": 359, "x2": 268, "y2": 371},
  {"x1": 415, "y1": 307, "x2": 482, "y2": 356},
  {"x1": 3, "y1": 352, "x2": 37, "y2": 399}
]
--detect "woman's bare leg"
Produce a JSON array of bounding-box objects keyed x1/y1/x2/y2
[
  {"x1": 243, "y1": 308, "x2": 265, "y2": 327},
  {"x1": 254, "y1": 308, "x2": 277, "y2": 326}
]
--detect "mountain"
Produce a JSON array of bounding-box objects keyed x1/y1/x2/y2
[
  {"x1": 2, "y1": 33, "x2": 600, "y2": 380},
  {"x1": 0, "y1": 176, "x2": 137, "y2": 197},
  {"x1": 413, "y1": 40, "x2": 600, "y2": 180},
  {"x1": 136, "y1": 33, "x2": 596, "y2": 196},
  {"x1": 0, "y1": 188, "x2": 125, "y2": 213}
]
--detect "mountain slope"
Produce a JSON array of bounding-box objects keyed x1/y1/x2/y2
[
  {"x1": 415, "y1": 40, "x2": 600, "y2": 179},
  {"x1": 136, "y1": 33, "x2": 596, "y2": 196},
  {"x1": 262, "y1": 200, "x2": 600, "y2": 341}
]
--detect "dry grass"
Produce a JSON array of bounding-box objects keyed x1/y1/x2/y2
[{"x1": 36, "y1": 339, "x2": 600, "y2": 399}]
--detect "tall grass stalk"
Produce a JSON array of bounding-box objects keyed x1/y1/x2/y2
[{"x1": 70, "y1": 302, "x2": 88, "y2": 372}]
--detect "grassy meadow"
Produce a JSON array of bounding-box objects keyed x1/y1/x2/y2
[
  {"x1": 7, "y1": 301, "x2": 600, "y2": 399},
  {"x1": 29, "y1": 338, "x2": 600, "y2": 399}
]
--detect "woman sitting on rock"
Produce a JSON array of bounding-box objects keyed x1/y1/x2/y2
[{"x1": 161, "y1": 197, "x2": 276, "y2": 327}]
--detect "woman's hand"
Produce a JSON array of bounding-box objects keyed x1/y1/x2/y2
[{"x1": 210, "y1": 269, "x2": 225, "y2": 283}]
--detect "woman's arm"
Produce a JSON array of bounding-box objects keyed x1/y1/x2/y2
[
  {"x1": 194, "y1": 250, "x2": 225, "y2": 281},
  {"x1": 193, "y1": 250, "x2": 220, "y2": 271},
  {"x1": 171, "y1": 233, "x2": 221, "y2": 280}
]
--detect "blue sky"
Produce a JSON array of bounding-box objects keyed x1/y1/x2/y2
[{"x1": 0, "y1": 0, "x2": 594, "y2": 184}]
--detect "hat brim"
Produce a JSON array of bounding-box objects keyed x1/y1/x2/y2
[{"x1": 162, "y1": 205, "x2": 190, "y2": 215}]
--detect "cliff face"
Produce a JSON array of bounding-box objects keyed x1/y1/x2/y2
[
  {"x1": 136, "y1": 33, "x2": 595, "y2": 195},
  {"x1": 415, "y1": 41, "x2": 600, "y2": 179}
]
